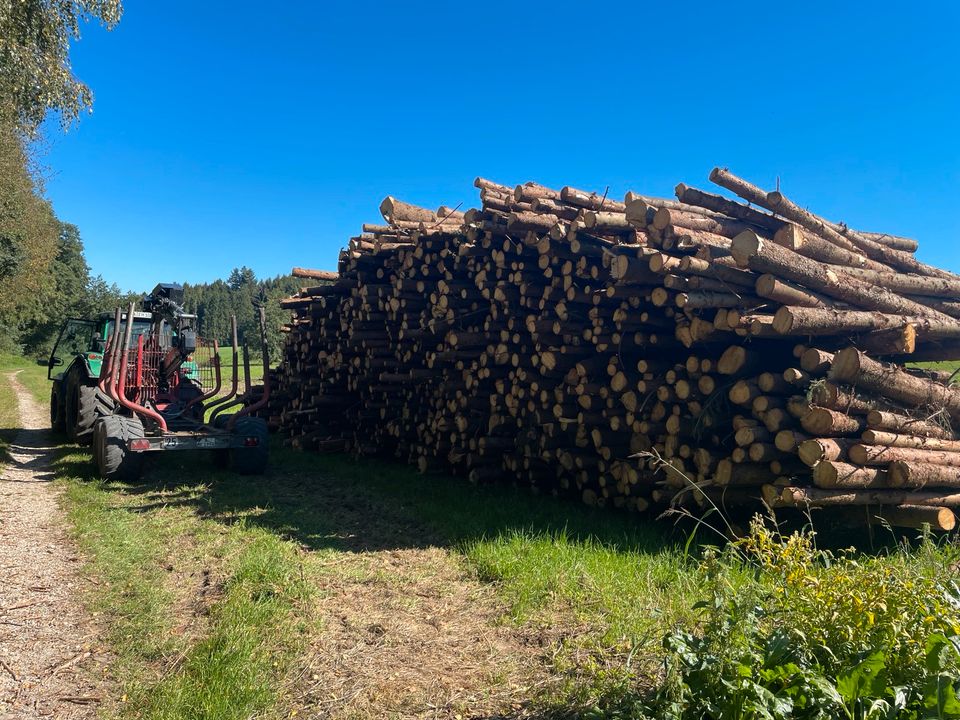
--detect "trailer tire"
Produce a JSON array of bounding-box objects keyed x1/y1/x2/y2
[
  {"x1": 229, "y1": 417, "x2": 268, "y2": 476},
  {"x1": 50, "y1": 381, "x2": 66, "y2": 433},
  {"x1": 65, "y1": 368, "x2": 112, "y2": 444},
  {"x1": 95, "y1": 415, "x2": 146, "y2": 482}
]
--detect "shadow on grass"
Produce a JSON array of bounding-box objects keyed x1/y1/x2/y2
[{"x1": 54, "y1": 437, "x2": 692, "y2": 559}]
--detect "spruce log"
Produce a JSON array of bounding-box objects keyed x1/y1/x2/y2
[
  {"x1": 766, "y1": 189, "x2": 956, "y2": 280},
  {"x1": 731, "y1": 231, "x2": 955, "y2": 322},
  {"x1": 800, "y1": 407, "x2": 865, "y2": 436},
  {"x1": 866, "y1": 410, "x2": 956, "y2": 439},
  {"x1": 850, "y1": 444, "x2": 960, "y2": 468},
  {"x1": 781, "y1": 486, "x2": 960, "y2": 508},
  {"x1": 380, "y1": 196, "x2": 437, "y2": 224},
  {"x1": 889, "y1": 461, "x2": 960, "y2": 488},
  {"x1": 674, "y1": 183, "x2": 783, "y2": 232},
  {"x1": 813, "y1": 461, "x2": 888, "y2": 489},
  {"x1": 755, "y1": 274, "x2": 829, "y2": 308},
  {"x1": 870, "y1": 505, "x2": 955, "y2": 531},
  {"x1": 840, "y1": 267, "x2": 960, "y2": 298},
  {"x1": 798, "y1": 437, "x2": 857, "y2": 466},
  {"x1": 773, "y1": 307, "x2": 960, "y2": 338},
  {"x1": 830, "y1": 348, "x2": 960, "y2": 420},
  {"x1": 292, "y1": 267, "x2": 338, "y2": 281},
  {"x1": 861, "y1": 430, "x2": 960, "y2": 453}
]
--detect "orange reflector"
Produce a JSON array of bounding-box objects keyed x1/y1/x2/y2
[
  {"x1": 129, "y1": 438, "x2": 150, "y2": 451},
  {"x1": 243, "y1": 437, "x2": 259, "y2": 447}
]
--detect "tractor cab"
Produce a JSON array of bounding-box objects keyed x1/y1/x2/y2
[{"x1": 45, "y1": 311, "x2": 153, "y2": 381}]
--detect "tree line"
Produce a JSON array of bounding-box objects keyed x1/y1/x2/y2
[
  {"x1": 182, "y1": 268, "x2": 305, "y2": 360},
  {"x1": 0, "y1": 1, "x2": 135, "y2": 355},
  {"x1": 0, "y1": 3, "x2": 308, "y2": 360}
]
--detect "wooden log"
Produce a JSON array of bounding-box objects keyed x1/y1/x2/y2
[
  {"x1": 781, "y1": 486, "x2": 960, "y2": 508},
  {"x1": 765, "y1": 188, "x2": 955, "y2": 280},
  {"x1": 889, "y1": 461, "x2": 960, "y2": 488},
  {"x1": 797, "y1": 438, "x2": 857, "y2": 466},
  {"x1": 755, "y1": 274, "x2": 829, "y2": 308},
  {"x1": 772, "y1": 224, "x2": 886, "y2": 272},
  {"x1": 865, "y1": 410, "x2": 956, "y2": 440},
  {"x1": 830, "y1": 347, "x2": 960, "y2": 420},
  {"x1": 813, "y1": 461, "x2": 888, "y2": 489},
  {"x1": 731, "y1": 231, "x2": 955, "y2": 322},
  {"x1": 292, "y1": 267, "x2": 338, "y2": 281},
  {"x1": 870, "y1": 505, "x2": 955, "y2": 531},
  {"x1": 674, "y1": 183, "x2": 783, "y2": 232},
  {"x1": 850, "y1": 444, "x2": 960, "y2": 468},
  {"x1": 773, "y1": 307, "x2": 960, "y2": 338},
  {"x1": 380, "y1": 196, "x2": 437, "y2": 224},
  {"x1": 840, "y1": 267, "x2": 960, "y2": 298},
  {"x1": 800, "y1": 408, "x2": 865, "y2": 436},
  {"x1": 861, "y1": 430, "x2": 960, "y2": 453}
]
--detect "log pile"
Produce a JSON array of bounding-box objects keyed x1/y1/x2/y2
[{"x1": 270, "y1": 169, "x2": 960, "y2": 532}]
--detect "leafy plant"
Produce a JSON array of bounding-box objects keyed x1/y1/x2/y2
[{"x1": 642, "y1": 518, "x2": 960, "y2": 719}]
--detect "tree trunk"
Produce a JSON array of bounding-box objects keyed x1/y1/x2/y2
[
  {"x1": 830, "y1": 348, "x2": 960, "y2": 420},
  {"x1": 731, "y1": 231, "x2": 955, "y2": 322},
  {"x1": 813, "y1": 461, "x2": 887, "y2": 489}
]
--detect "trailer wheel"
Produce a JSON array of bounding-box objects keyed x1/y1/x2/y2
[
  {"x1": 94, "y1": 415, "x2": 146, "y2": 482},
  {"x1": 50, "y1": 381, "x2": 66, "y2": 433},
  {"x1": 229, "y1": 417, "x2": 268, "y2": 476},
  {"x1": 65, "y1": 368, "x2": 113, "y2": 444}
]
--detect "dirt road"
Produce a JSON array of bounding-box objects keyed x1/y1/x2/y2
[{"x1": 0, "y1": 373, "x2": 106, "y2": 718}]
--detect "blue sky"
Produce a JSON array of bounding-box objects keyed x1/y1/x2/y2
[{"x1": 45, "y1": 1, "x2": 960, "y2": 290}]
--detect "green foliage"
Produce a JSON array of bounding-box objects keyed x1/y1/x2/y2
[
  {"x1": 0, "y1": 120, "x2": 59, "y2": 351},
  {"x1": 0, "y1": 0, "x2": 122, "y2": 131},
  {"x1": 642, "y1": 518, "x2": 960, "y2": 720},
  {"x1": 183, "y1": 268, "x2": 306, "y2": 361}
]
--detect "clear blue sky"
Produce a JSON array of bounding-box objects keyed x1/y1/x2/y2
[{"x1": 45, "y1": 1, "x2": 960, "y2": 291}]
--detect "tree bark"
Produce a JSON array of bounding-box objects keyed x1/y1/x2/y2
[
  {"x1": 798, "y1": 437, "x2": 857, "y2": 466},
  {"x1": 830, "y1": 348, "x2": 960, "y2": 420},
  {"x1": 813, "y1": 461, "x2": 887, "y2": 489},
  {"x1": 888, "y1": 460, "x2": 960, "y2": 488},
  {"x1": 731, "y1": 231, "x2": 955, "y2": 322},
  {"x1": 849, "y1": 444, "x2": 960, "y2": 467},
  {"x1": 866, "y1": 410, "x2": 956, "y2": 440}
]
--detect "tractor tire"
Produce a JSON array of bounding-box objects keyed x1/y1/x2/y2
[
  {"x1": 211, "y1": 413, "x2": 233, "y2": 468},
  {"x1": 94, "y1": 415, "x2": 146, "y2": 482},
  {"x1": 229, "y1": 417, "x2": 268, "y2": 476},
  {"x1": 50, "y1": 381, "x2": 66, "y2": 433},
  {"x1": 65, "y1": 368, "x2": 114, "y2": 444}
]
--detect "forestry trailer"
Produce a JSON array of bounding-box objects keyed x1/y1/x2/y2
[{"x1": 43, "y1": 283, "x2": 271, "y2": 480}]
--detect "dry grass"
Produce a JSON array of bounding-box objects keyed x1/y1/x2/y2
[{"x1": 291, "y1": 547, "x2": 554, "y2": 718}]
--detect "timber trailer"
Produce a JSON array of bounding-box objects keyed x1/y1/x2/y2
[{"x1": 44, "y1": 283, "x2": 271, "y2": 480}]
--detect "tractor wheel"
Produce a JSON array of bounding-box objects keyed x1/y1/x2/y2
[
  {"x1": 211, "y1": 413, "x2": 233, "y2": 468},
  {"x1": 229, "y1": 417, "x2": 268, "y2": 476},
  {"x1": 65, "y1": 368, "x2": 114, "y2": 444},
  {"x1": 94, "y1": 415, "x2": 146, "y2": 482},
  {"x1": 50, "y1": 381, "x2": 66, "y2": 433}
]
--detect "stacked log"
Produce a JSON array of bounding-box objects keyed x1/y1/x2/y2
[{"x1": 271, "y1": 169, "x2": 960, "y2": 532}]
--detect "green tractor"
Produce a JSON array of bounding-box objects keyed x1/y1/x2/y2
[{"x1": 42, "y1": 283, "x2": 271, "y2": 480}]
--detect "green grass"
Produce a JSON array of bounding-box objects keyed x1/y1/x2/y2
[
  {"x1": 912, "y1": 359, "x2": 960, "y2": 380},
  {"x1": 3, "y1": 351, "x2": 957, "y2": 716},
  {"x1": 52, "y1": 448, "x2": 317, "y2": 719}
]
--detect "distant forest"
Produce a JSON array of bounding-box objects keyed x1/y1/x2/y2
[{"x1": 182, "y1": 268, "x2": 307, "y2": 359}]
